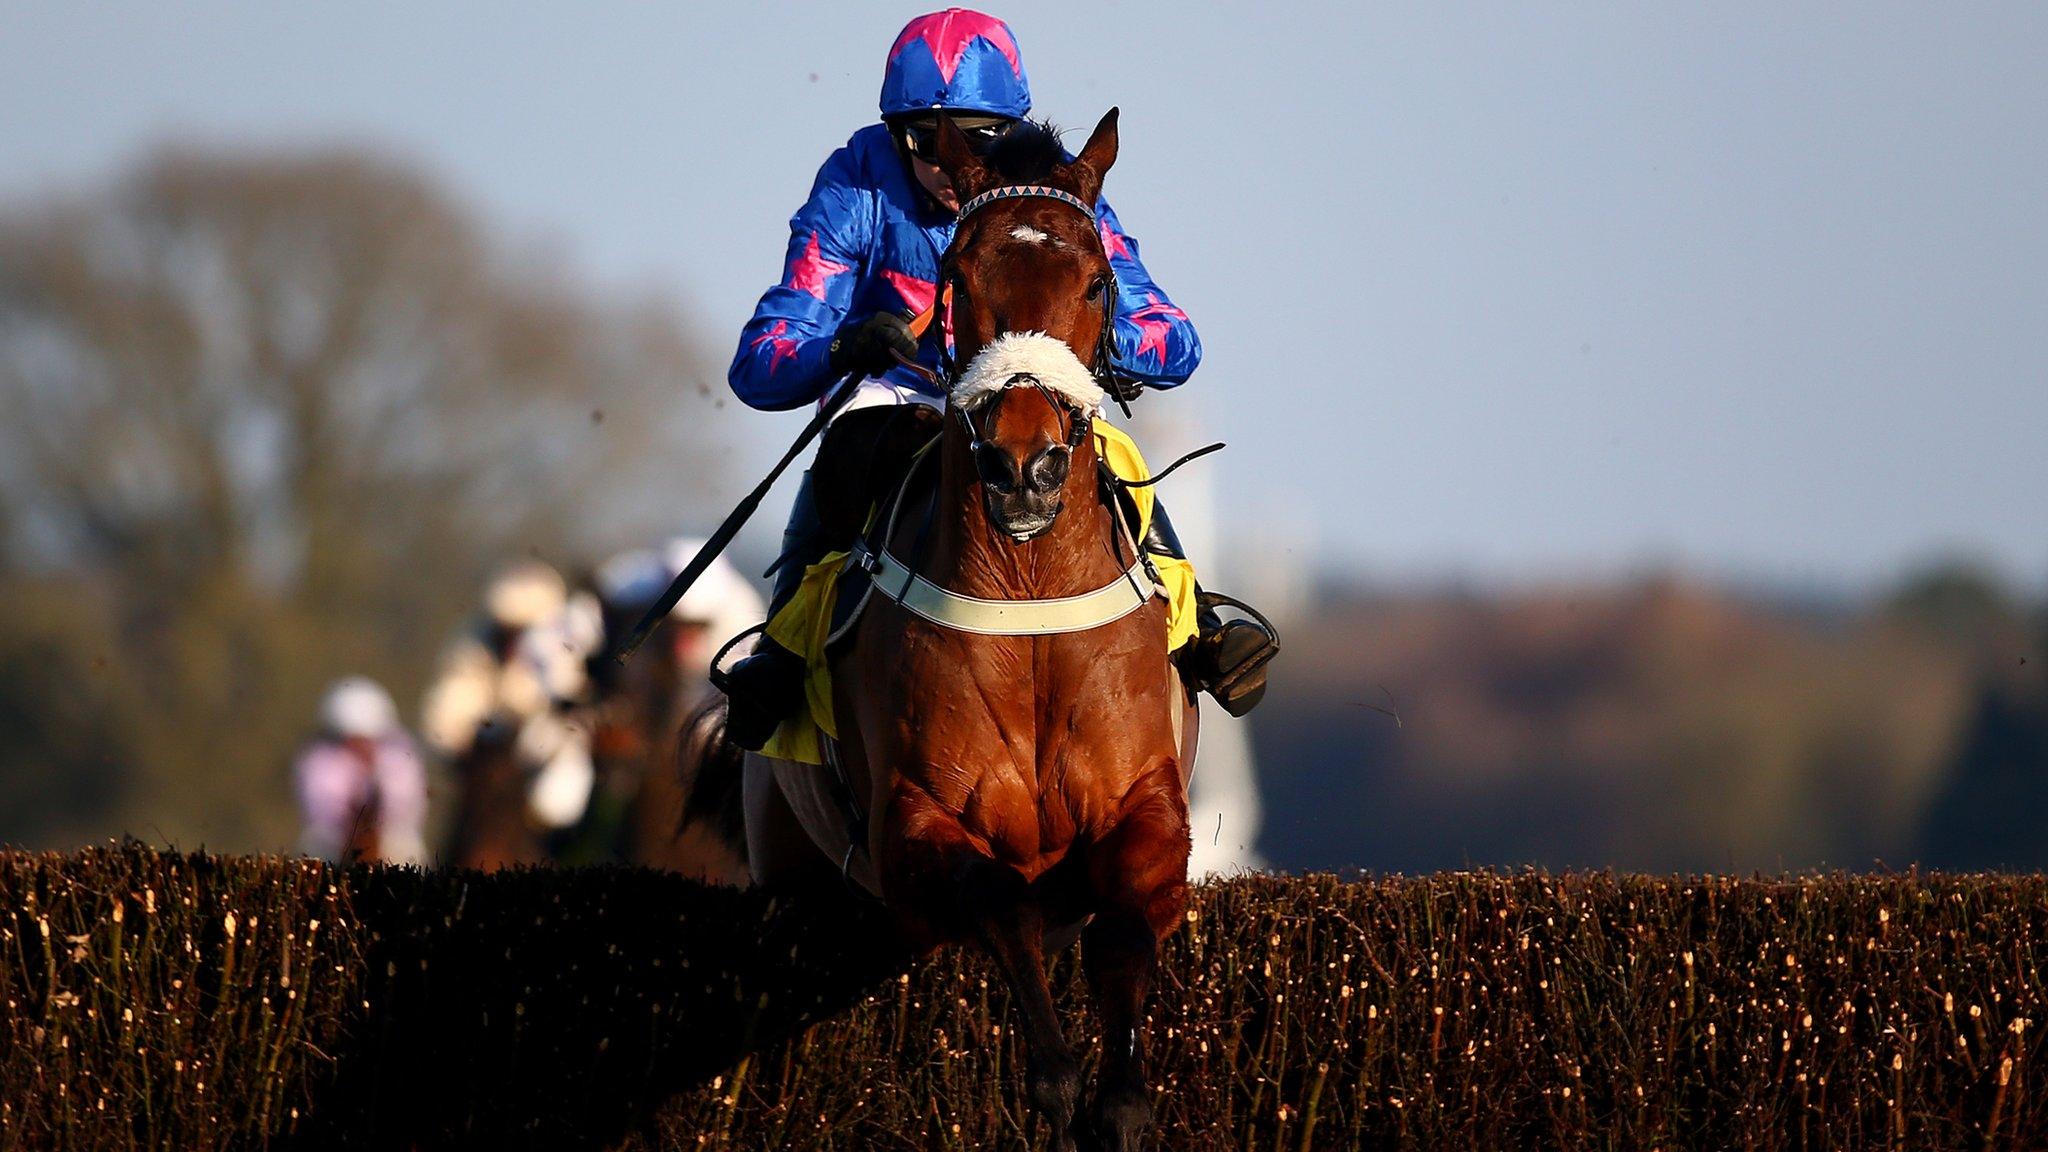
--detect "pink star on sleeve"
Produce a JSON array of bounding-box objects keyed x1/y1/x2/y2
[
  {"x1": 1129, "y1": 294, "x2": 1187, "y2": 367},
  {"x1": 1099, "y1": 218, "x2": 1132, "y2": 261},
  {"x1": 750, "y1": 320, "x2": 801, "y2": 375},
  {"x1": 786, "y1": 232, "x2": 852, "y2": 301},
  {"x1": 880, "y1": 269, "x2": 936, "y2": 315}
]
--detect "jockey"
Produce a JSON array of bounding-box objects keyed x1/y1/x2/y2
[
  {"x1": 419, "y1": 559, "x2": 605, "y2": 830},
  {"x1": 661, "y1": 536, "x2": 769, "y2": 679},
  {"x1": 719, "y1": 8, "x2": 1278, "y2": 749},
  {"x1": 592, "y1": 537, "x2": 766, "y2": 692},
  {"x1": 294, "y1": 676, "x2": 429, "y2": 864}
]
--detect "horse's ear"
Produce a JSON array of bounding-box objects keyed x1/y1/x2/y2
[
  {"x1": 1067, "y1": 107, "x2": 1120, "y2": 204},
  {"x1": 933, "y1": 116, "x2": 994, "y2": 202}
]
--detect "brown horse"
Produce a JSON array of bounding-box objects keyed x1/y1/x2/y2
[
  {"x1": 444, "y1": 722, "x2": 550, "y2": 870},
  {"x1": 730, "y1": 110, "x2": 1195, "y2": 1151},
  {"x1": 587, "y1": 612, "x2": 750, "y2": 881}
]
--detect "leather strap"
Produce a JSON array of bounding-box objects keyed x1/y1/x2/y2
[
  {"x1": 956, "y1": 184, "x2": 1096, "y2": 224},
  {"x1": 863, "y1": 546, "x2": 1158, "y2": 636},
  {"x1": 905, "y1": 282, "x2": 951, "y2": 340}
]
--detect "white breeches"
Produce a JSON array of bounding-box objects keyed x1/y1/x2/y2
[{"x1": 824, "y1": 376, "x2": 944, "y2": 423}]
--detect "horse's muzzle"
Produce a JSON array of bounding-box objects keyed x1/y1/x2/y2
[
  {"x1": 984, "y1": 491, "x2": 1062, "y2": 542},
  {"x1": 978, "y1": 441, "x2": 1069, "y2": 541}
]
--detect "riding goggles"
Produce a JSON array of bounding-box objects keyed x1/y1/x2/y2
[{"x1": 896, "y1": 116, "x2": 1015, "y2": 163}]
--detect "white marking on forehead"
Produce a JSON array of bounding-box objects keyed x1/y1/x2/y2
[
  {"x1": 951, "y1": 332, "x2": 1105, "y2": 415},
  {"x1": 1009, "y1": 224, "x2": 1051, "y2": 245}
]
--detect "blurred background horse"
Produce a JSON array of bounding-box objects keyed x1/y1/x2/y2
[{"x1": 585, "y1": 540, "x2": 759, "y2": 881}]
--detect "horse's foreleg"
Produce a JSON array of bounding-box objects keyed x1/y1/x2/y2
[
  {"x1": 1081, "y1": 783, "x2": 1190, "y2": 1152},
  {"x1": 964, "y1": 859, "x2": 1083, "y2": 1149},
  {"x1": 886, "y1": 821, "x2": 1082, "y2": 1149}
]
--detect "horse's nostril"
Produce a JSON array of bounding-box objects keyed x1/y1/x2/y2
[
  {"x1": 1028, "y1": 445, "x2": 1071, "y2": 493},
  {"x1": 975, "y1": 442, "x2": 1020, "y2": 492}
]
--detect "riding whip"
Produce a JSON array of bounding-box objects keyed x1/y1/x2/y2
[{"x1": 609, "y1": 368, "x2": 865, "y2": 665}]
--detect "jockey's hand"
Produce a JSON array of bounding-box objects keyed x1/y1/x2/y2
[{"x1": 828, "y1": 312, "x2": 919, "y2": 378}]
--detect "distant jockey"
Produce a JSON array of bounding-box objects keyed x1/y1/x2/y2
[
  {"x1": 719, "y1": 8, "x2": 1279, "y2": 749},
  {"x1": 586, "y1": 539, "x2": 768, "y2": 868},
  {"x1": 294, "y1": 677, "x2": 429, "y2": 865},
  {"x1": 420, "y1": 559, "x2": 605, "y2": 831},
  {"x1": 592, "y1": 537, "x2": 766, "y2": 695}
]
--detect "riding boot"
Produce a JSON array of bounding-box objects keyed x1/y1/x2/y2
[
  {"x1": 1145, "y1": 500, "x2": 1280, "y2": 718},
  {"x1": 715, "y1": 470, "x2": 829, "y2": 751}
]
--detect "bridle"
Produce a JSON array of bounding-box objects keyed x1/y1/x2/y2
[
  {"x1": 956, "y1": 372, "x2": 1091, "y2": 460},
  {"x1": 934, "y1": 183, "x2": 1128, "y2": 450},
  {"x1": 841, "y1": 179, "x2": 1159, "y2": 638}
]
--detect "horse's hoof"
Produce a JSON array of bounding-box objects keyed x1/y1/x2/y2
[
  {"x1": 1028, "y1": 1057, "x2": 1083, "y2": 1130},
  {"x1": 1039, "y1": 1114, "x2": 1082, "y2": 1152},
  {"x1": 1085, "y1": 1083, "x2": 1154, "y2": 1152}
]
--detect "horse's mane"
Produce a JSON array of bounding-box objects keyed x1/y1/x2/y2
[{"x1": 984, "y1": 120, "x2": 1069, "y2": 183}]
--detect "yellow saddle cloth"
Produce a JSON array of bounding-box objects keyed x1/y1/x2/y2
[{"x1": 761, "y1": 421, "x2": 1199, "y2": 764}]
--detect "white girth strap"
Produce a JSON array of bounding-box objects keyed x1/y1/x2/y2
[{"x1": 868, "y1": 548, "x2": 1158, "y2": 636}]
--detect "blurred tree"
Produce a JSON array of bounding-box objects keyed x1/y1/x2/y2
[
  {"x1": 0, "y1": 577, "x2": 130, "y2": 846},
  {"x1": 1881, "y1": 558, "x2": 2026, "y2": 653},
  {"x1": 0, "y1": 147, "x2": 725, "y2": 850},
  {"x1": 1917, "y1": 610, "x2": 2048, "y2": 869},
  {"x1": 1251, "y1": 579, "x2": 1978, "y2": 872}
]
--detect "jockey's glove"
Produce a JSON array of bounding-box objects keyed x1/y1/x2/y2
[{"x1": 828, "y1": 311, "x2": 920, "y2": 378}]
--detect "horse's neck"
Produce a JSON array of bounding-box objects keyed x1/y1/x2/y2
[{"x1": 929, "y1": 426, "x2": 1120, "y2": 599}]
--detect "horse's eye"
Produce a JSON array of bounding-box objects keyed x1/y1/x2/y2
[{"x1": 1087, "y1": 275, "x2": 1110, "y2": 301}]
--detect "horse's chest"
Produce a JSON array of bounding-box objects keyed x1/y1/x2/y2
[{"x1": 888, "y1": 631, "x2": 1169, "y2": 851}]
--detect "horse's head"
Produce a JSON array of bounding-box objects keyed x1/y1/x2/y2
[
  {"x1": 935, "y1": 110, "x2": 1121, "y2": 542},
  {"x1": 950, "y1": 335, "x2": 1096, "y2": 540}
]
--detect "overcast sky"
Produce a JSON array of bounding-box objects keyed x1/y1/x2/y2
[{"x1": 5, "y1": 2, "x2": 2043, "y2": 593}]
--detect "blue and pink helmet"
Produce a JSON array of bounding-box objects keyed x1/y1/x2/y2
[{"x1": 879, "y1": 9, "x2": 1032, "y2": 120}]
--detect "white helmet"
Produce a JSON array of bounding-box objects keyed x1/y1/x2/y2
[
  {"x1": 484, "y1": 560, "x2": 567, "y2": 630},
  {"x1": 662, "y1": 537, "x2": 765, "y2": 626},
  {"x1": 320, "y1": 676, "x2": 399, "y2": 739}
]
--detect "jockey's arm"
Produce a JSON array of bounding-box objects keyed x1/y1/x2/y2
[
  {"x1": 728, "y1": 145, "x2": 874, "y2": 411},
  {"x1": 1095, "y1": 199, "x2": 1202, "y2": 389}
]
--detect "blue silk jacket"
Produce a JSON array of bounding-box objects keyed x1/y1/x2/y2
[{"x1": 728, "y1": 122, "x2": 1202, "y2": 412}]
